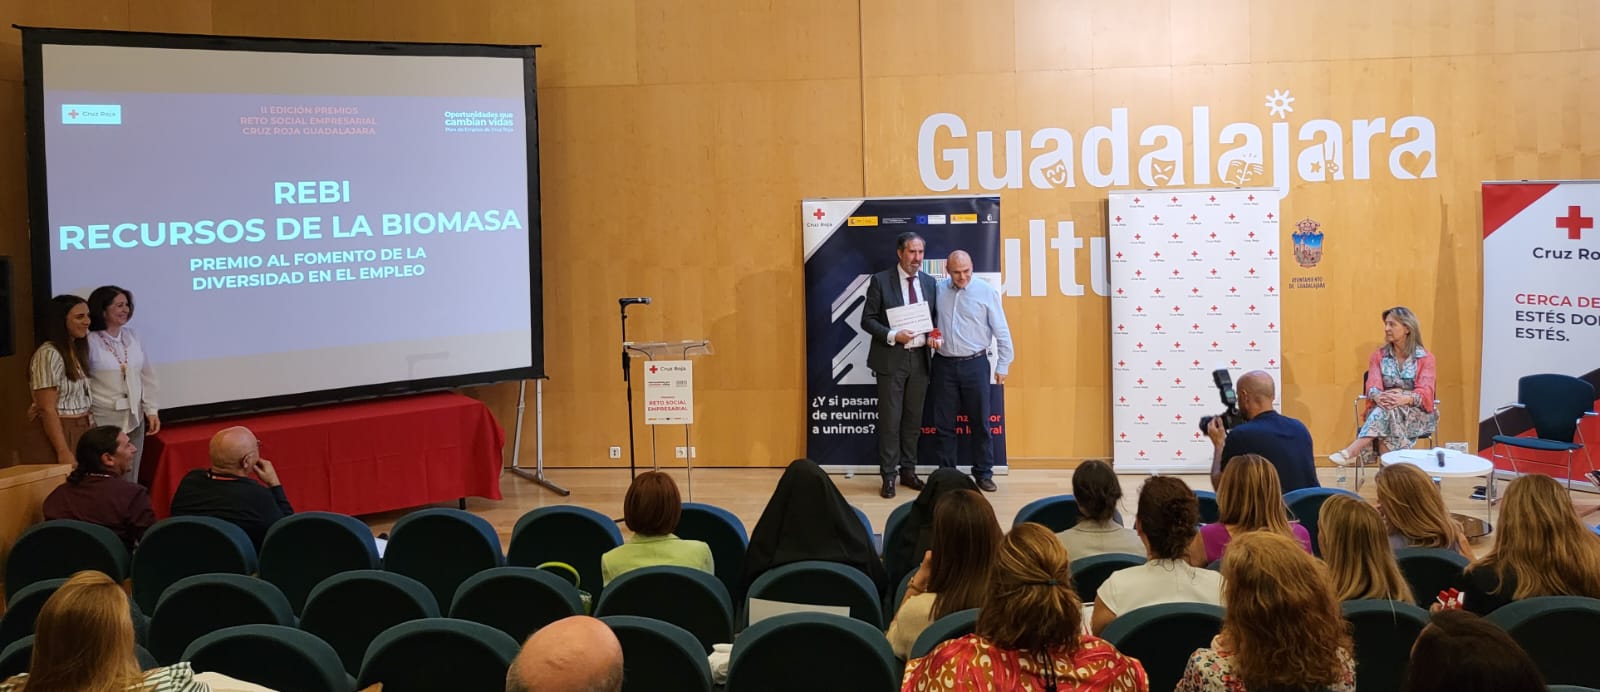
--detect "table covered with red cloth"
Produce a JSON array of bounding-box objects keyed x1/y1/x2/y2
[{"x1": 143, "y1": 392, "x2": 504, "y2": 518}]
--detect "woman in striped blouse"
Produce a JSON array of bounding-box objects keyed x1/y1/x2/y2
[{"x1": 26, "y1": 295, "x2": 94, "y2": 466}]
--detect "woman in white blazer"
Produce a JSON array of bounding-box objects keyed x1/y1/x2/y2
[{"x1": 86, "y1": 285, "x2": 161, "y2": 482}]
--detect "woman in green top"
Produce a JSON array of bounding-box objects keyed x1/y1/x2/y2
[{"x1": 601, "y1": 471, "x2": 714, "y2": 585}]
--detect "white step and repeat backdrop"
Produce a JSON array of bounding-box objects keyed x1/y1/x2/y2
[{"x1": 1109, "y1": 189, "x2": 1282, "y2": 473}]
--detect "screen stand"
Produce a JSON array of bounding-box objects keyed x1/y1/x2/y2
[{"x1": 508, "y1": 379, "x2": 569, "y2": 496}]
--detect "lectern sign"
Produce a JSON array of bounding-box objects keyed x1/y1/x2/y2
[{"x1": 644, "y1": 360, "x2": 694, "y2": 425}]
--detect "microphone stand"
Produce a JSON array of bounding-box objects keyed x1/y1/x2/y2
[{"x1": 621, "y1": 301, "x2": 640, "y2": 480}]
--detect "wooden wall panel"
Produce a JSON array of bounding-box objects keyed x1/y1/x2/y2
[{"x1": 0, "y1": 1, "x2": 1596, "y2": 470}]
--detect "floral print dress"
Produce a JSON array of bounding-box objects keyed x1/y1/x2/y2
[
  {"x1": 1359, "y1": 345, "x2": 1439, "y2": 453},
  {"x1": 903, "y1": 634, "x2": 1148, "y2": 691}
]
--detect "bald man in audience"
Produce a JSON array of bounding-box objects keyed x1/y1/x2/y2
[
  {"x1": 506, "y1": 616, "x2": 624, "y2": 692},
  {"x1": 169, "y1": 425, "x2": 294, "y2": 549},
  {"x1": 1205, "y1": 370, "x2": 1319, "y2": 493}
]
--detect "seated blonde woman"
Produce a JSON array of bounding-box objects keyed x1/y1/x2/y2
[
  {"x1": 1374, "y1": 463, "x2": 1475, "y2": 560},
  {"x1": 904, "y1": 523, "x2": 1148, "y2": 691},
  {"x1": 1177, "y1": 532, "x2": 1357, "y2": 691},
  {"x1": 886, "y1": 489, "x2": 1002, "y2": 659},
  {"x1": 600, "y1": 471, "x2": 713, "y2": 586},
  {"x1": 1187, "y1": 454, "x2": 1311, "y2": 566},
  {"x1": 0, "y1": 570, "x2": 211, "y2": 692},
  {"x1": 1318, "y1": 494, "x2": 1414, "y2": 603},
  {"x1": 1449, "y1": 474, "x2": 1600, "y2": 615},
  {"x1": 1091, "y1": 475, "x2": 1221, "y2": 635}
]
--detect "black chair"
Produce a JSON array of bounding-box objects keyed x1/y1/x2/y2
[
  {"x1": 879, "y1": 500, "x2": 917, "y2": 589},
  {"x1": 1487, "y1": 595, "x2": 1600, "y2": 687},
  {"x1": 358, "y1": 618, "x2": 521, "y2": 692},
  {"x1": 1394, "y1": 547, "x2": 1469, "y2": 609},
  {"x1": 1490, "y1": 374, "x2": 1597, "y2": 491},
  {"x1": 4, "y1": 520, "x2": 129, "y2": 600},
  {"x1": 678, "y1": 502, "x2": 750, "y2": 601},
  {"x1": 383, "y1": 508, "x2": 504, "y2": 612},
  {"x1": 1342, "y1": 599, "x2": 1430, "y2": 691},
  {"x1": 1193, "y1": 490, "x2": 1221, "y2": 525},
  {"x1": 745, "y1": 560, "x2": 884, "y2": 629},
  {"x1": 849, "y1": 505, "x2": 876, "y2": 553},
  {"x1": 301, "y1": 569, "x2": 441, "y2": 676},
  {"x1": 131, "y1": 516, "x2": 258, "y2": 614},
  {"x1": 1069, "y1": 553, "x2": 1145, "y2": 604},
  {"x1": 0, "y1": 577, "x2": 67, "y2": 652},
  {"x1": 908, "y1": 607, "x2": 980, "y2": 659},
  {"x1": 450, "y1": 566, "x2": 585, "y2": 643},
  {"x1": 505, "y1": 505, "x2": 621, "y2": 596},
  {"x1": 594, "y1": 566, "x2": 733, "y2": 654},
  {"x1": 1100, "y1": 602, "x2": 1225, "y2": 692},
  {"x1": 259, "y1": 511, "x2": 381, "y2": 614},
  {"x1": 147, "y1": 573, "x2": 295, "y2": 664},
  {"x1": 184, "y1": 624, "x2": 356, "y2": 692},
  {"x1": 602, "y1": 615, "x2": 714, "y2": 692},
  {"x1": 1284, "y1": 487, "x2": 1361, "y2": 557},
  {"x1": 1012, "y1": 494, "x2": 1082, "y2": 532},
  {"x1": 890, "y1": 568, "x2": 916, "y2": 618},
  {"x1": 725, "y1": 612, "x2": 898, "y2": 692}
]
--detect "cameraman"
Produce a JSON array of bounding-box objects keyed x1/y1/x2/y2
[{"x1": 1205, "y1": 371, "x2": 1318, "y2": 493}]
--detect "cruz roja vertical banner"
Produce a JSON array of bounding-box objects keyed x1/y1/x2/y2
[
  {"x1": 1478, "y1": 181, "x2": 1600, "y2": 487},
  {"x1": 1109, "y1": 189, "x2": 1282, "y2": 473},
  {"x1": 803, "y1": 196, "x2": 1006, "y2": 472}
]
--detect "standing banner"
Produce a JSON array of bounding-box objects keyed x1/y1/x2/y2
[
  {"x1": 802, "y1": 196, "x2": 1006, "y2": 472},
  {"x1": 1109, "y1": 189, "x2": 1282, "y2": 473},
  {"x1": 1478, "y1": 181, "x2": 1600, "y2": 485}
]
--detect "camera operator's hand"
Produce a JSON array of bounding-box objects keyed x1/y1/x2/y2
[{"x1": 1205, "y1": 416, "x2": 1227, "y2": 446}]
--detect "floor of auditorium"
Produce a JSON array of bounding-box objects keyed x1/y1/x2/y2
[{"x1": 360, "y1": 465, "x2": 1600, "y2": 556}]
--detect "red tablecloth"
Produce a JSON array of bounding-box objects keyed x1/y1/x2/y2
[{"x1": 144, "y1": 392, "x2": 504, "y2": 517}]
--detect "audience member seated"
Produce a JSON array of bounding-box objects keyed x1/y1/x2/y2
[
  {"x1": 41, "y1": 425, "x2": 155, "y2": 550},
  {"x1": 1091, "y1": 476, "x2": 1221, "y2": 635},
  {"x1": 1449, "y1": 474, "x2": 1600, "y2": 616},
  {"x1": 169, "y1": 426, "x2": 293, "y2": 551},
  {"x1": 600, "y1": 471, "x2": 713, "y2": 586},
  {"x1": 1399, "y1": 610, "x2": 1545, "y2": 692},
  {"x1": 506, "y1": 616, "x2": 623, "y2": 692},
  {"x1": 743, "y1": 459, "x2": 887, "y2": 596},
  {"x1": 886, "y1": 489, "x2": 1001, "y2": 658},
  {"x1": 0, "y1": 570, "x2": 218, "y2": 691},
  {"x1": 1176, "y1": 532, "x2": 1356, "y2": 691},
  {"x1": 1056, "y1": 460, "x2": 1142, "y2": 559},
  {"x1": 1318, "y1": 494, "x2": 1414, "y2": 602},
  {"x1": 1204, "y1": 370, "x2": 1319, "y2": 493},
  {"x1": 1374, "y1": 463, "x2": 1475, "y2": 559},
  {"x1": 883, "y1": 468, "x2": 976, "y2": 587},
  {"x1": 1187, "y1": 455, "x2": 1312, "y2": 566},
  {"x1": 1329, "y1": 306, "x2": 1439, "y2": 467},
  {"x1": 903, "y1": 523, "x2": 1148, "y2": 691}
]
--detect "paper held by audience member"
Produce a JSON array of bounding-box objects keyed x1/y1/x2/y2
[{"x1": 887, "y1": 302, "x2": 934, "y2": 337}]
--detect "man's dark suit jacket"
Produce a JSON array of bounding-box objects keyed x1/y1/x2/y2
[{"x1": 861, "y1": 267, "x2": 939, "y2": 374}]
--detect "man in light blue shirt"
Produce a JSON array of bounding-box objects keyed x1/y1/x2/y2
[{"x1": 930, "y1": 250, "x2": 1014, "y2": 491}]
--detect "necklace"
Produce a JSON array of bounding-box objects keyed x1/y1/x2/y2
[{"x1": 97, "y1": 331, "x2": 129, "y2": 376}]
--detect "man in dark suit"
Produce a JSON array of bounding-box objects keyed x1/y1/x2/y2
[{"x1": 861, "y1": 232, "x2": 937, "y2": 498}]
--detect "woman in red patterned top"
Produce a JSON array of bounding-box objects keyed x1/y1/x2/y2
[{"x1": 902, "y1": 522, "x2": 1148, "y2": 691}]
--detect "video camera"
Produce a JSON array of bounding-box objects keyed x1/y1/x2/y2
[{"x1": 1198, "y1": 367, "x2": 1247, "y2": 434}]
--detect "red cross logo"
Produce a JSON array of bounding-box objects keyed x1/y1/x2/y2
[
  {"x1": 1208, "y1": 195, "x2": 1217, "y2": 202},
  {"x1": 1269, "y1": 358, "x2": 1278, "y2": 366},
  {"x1": 1248, "y1": 304, "x2": 1257, "y2": 311},
  {"x1": 1230, "y1": 359, "x2": 1238, "y2": 366},
  {"x1": 1172, "y1": 269, "x2": 1180, "y2": 276},
  {"x1": 1156, "y1": 432, "x2": 1165, "y2": 439},
  {"x1": 1155, "y1": 363, "x2": 1164, "y2": 369},
  {"x1": 68, "y1": 109, "x2": 79, "y2": 119},
  {"x1": 1247, "y1": 194, "x2": 1256, "y2": 201},
  {"x1": 811, "y1": 208, "x2": 825, "y2": 220},
  {"x1": 648, "y1": 365, "x2": 658, "y2": 373},
  {"x1": 1189, "y1": 215, "x2": 1197, "y2": 222},
  {"x1": 1134, "y1": 233, "x2": 1142, "y2": 240},
  {"x1": 1170, "y1": 196, "x2": 1179, "y2": 203},
  {"x1": 1266, "y1": 213, "x2": 1275, "y2": 220},
  {"x1": 1118, "y1": 360, "x2": 1126, "y2": 367},
  {"x1": 1267, "y1": 249, "x2": 1276, "y2": 256},
  {"x1": 1557, "y1": 206, "x2": 1593, "y2": 240},
  {"x1": 1119, "y1": 432, "x2": 1127, "y2": 438},
  {"x1": 1115, "y1": 215, "x2": 1123, "y2": 222},
  {"x1": 1228, "y1": 213, "x2": 1236, "y2": 221},
  {"x1": 1153, "y1": 215, "x2": 1161, "y2": 222},
  {"x1": 1268, "y1": 322, "x2": 1276, "y2": 329},
  {"x1": 1172, "y1": 342, "x2": 1181, "y2": 349},
  {"x1": 1133, "y1": 197, "x2": 1142, "y2": 204},
  {"x1": 1191, "y1": 288, "x2": 1200, "y2": 294},
  {"x1": 1191, "y1": 250, "x2": 1199, "y2": 257}
]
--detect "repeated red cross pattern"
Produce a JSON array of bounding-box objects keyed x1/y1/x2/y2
[{"x1": 1107, "y1": 190, "x2": 1283, "y2": 468}]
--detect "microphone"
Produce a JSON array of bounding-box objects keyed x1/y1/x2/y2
[{"x1": 619, "y1": 297, "x2": 652, "y2": 306}]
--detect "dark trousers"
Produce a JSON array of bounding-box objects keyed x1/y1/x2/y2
[
  {"x1": 931, "y1": 355, "x2": 993, "y2": 479},
  {"x1": 875, "y1": 350, "x2": 928, "y2": 477}
]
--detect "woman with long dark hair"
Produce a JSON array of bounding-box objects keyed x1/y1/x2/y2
[
  {"x1": 887, "y1": 489, "x2": 1002, "y2": 658},
  {"x1": 25, "y1": 295, "x2": 93, "y2": 466}
]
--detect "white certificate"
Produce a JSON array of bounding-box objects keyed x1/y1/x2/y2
[{"x1": 886, "y1": 302, "x2": 934, "y2": 335}]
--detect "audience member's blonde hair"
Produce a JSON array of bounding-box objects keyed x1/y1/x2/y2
[
  {"x1": 1221, "y1": 531, "x2": 1353, "y2": 689},
  {"x1": 1471, "y1": 474, "x2": 1600, "y2": 600},
  {"x1": 1375, "y1": 463, "x2": 1462, "y2": 550},
  {"x1": 14, "y1": 571, "x2": 143, "y2": 692},
  {"x1": 1319, "y1": 494, "x2": 1414, "y2": 602},
  {"x1": 1216, "y1": 454, "x2": 1295, "y2": 536},
  {"x1": 976, "y1": 522, "x2": 1083, "y2": 655}
]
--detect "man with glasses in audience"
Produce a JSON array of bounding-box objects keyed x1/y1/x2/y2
[{"x1": 170, "y1": 425, "x2": 294, "y2": 549}]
